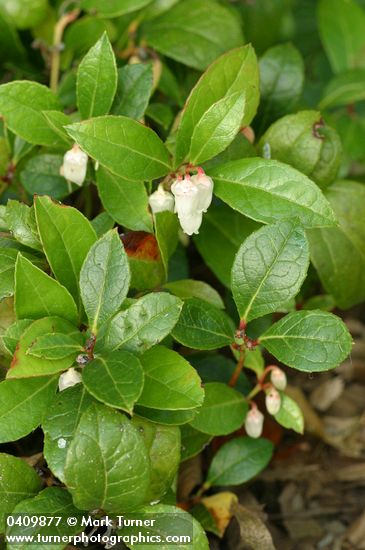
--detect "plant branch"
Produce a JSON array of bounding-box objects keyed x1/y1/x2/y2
[{"x1": 50, "y1": 9, "x2": 80, "y2": 92}]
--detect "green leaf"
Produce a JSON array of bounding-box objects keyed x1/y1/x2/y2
[
  {"x1": 97, "y1": 167, "x2": 153, "y2": 232},
  {"x1": 260, "y1": 310, "x2": 352, "y2": 372},
  {"x1": 27, "y1": 333, "x2": 83, "y2": 360},
  {"x1": 319, "y1": 69, "x2": 365, "y2": 110},
  {"x1": 120, "y1": 504, "x2": 209, "y2": 550},
  {"x1": 172, "y1": 298, "x2": 234, "y2": 350},
  {"x1": 146, "y1": 103, "x2": 174, "y2": 130},
  {"x1": 318, "y1": 0, "x2": 365, "y2": 73},
  {"x1": 274, "y1": 393, "x2": 304, "y2": 434},
  {"x1": 42, "y1": 385, "x2": 94, "y2": 482},
  {"x1": 80, "y1": 229, "x2": 130, "y2": 333},
  {"x1": 65, "y1": 403, "x2": 150, "y2": 512},
  {"x1": 112, "y1": 63, "x2": 153, "y2": 120},
  {"x1": 163, "y1": 280, "x2": 224, "y2": 309},
  {"x1": 0, "y1": 9, "x2": 26, "y2": 61},
  {"x1": 66, "y1": 116, "x2": 171, "y2": 182},
  {"x1": 35, "y1": 195, "x2": 97, "y2": 306},
  {"x1": 137, "y1": 346, "x2": 204, "y2": 410},
  {"x1": 0, "y1": 453, "x2": 41, "y2": 533},
  {"x1": 190, "y1": 382, "x2": 248, "y2": 436},
  {"x1": 77, "y1": 32, "x2": 117, "y2": 119},
  {"x1": 210, "y1": 158, "x2": 337, "y2": 228},
  {"x1": 80, "y1": 0, "x2": 153, "y2": 17},
  {"x1": 91, "y1": 211, "x2": 115, "y2": 237},
  {"x1": 180, "y1": 425, "x2": 212, "y2": 462},
  {"x1": 258, "y1": 43, "x2": 304, "y2": 127},
  {"x1": 2, "y1": 319, "x2": 33, "y2": 356},
  {"x1": 98, "y1": 292, "x2": 182, "y2": 353},
  {"x1": 259, "y1": 111, "x2": 342, "y2": 189},
  {"x1": 175, "y1": 45, "x2": 259, "y2": 166},
  {"x1": 142, "y1": 0, "x2": 243, "y2": 71},
  {"x1": 0, "y1": 81, "x2": 61, "y2": 146},
  {"x1": 0, "y1": 249, "x2": 18, "y2": 300},
  {"x1": 0, "y1": 376, "x2": 58, "y2": 443},
  {"x1": 6, "y1": 487, "x2": 81, "y2": 550},
  {"x1": 82, "y1": 350, "x2": 144, "y2": 413},
  {"x1": 194, "y1": 202, "x2": 260, "y2": 288},
  {"x1": 154, "y1": 210, "x2": 179, "y2": 278},
  {"x1": 135, "y1": 406, "x2": 196, "y2": 426},
  {"x1": 42, "y1": 110, "x2": 73, "y2": 146},
  {"x1": 191, "y1": 354, "x2": 251, "y2": 395},
  {"x1": 8, "y1": 317, "x2": 81, "y2": 378},
  {"x1": 206, "y1": 437, "x2": 273, "y2": 487},
  {"x1": 131, "y1": 417, "x2": 180, "y2": 503},
  {"x1": 6, "y1": 201, "x2": 42, "y2": 252},
  {"x1": 232, "y1": 220, "x2": 310, "y2": 323},
  {"x1": 308, "y1": 180, "x2": 365, "y2": 309},
  {"x1": 20, "y1": 153, "x2": 73, "y2": 200},
  {"x1": 15, "y1": 254, "x2": 78, "y2": 325}
]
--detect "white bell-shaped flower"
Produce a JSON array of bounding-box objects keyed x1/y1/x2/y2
[
  {"x1": 178, "y1": 211, "x2": 203, "y2": 236},
  {"x1": 191, "y1": 169, "x2": 214, "y2": 213},
  {"x1": 245, "y1": 407, "x2": 264, "y2": 439},
  {"x1": 265, "y1": 387, "x2": 281, "y2": 415},
  {"x1": 60, "y1": 144, "x2": 88, "y2": 186},
  {"x1": 148, "y1": 184, "x2": 174, "y2": 214},
  {"x1": 58, "y1": 367, "x2": 82, "y2": 392},
  {"x1": 270, "y1": 367, "x2": 287, "y2": 391},
  {"x1": 171, "y1": 176, "x2": 203, "y2": 235}
]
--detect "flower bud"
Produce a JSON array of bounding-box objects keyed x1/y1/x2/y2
[
  {"x1": 191, "y1": 171, "x2": 214, "y2": 213},
  {"x1": 61, "y1": 144, "x2": 88, "y2": 186},
  {"x1": 58, "y1": 367, "x2": 82, "y2": 392},
  {"x1": 148, "y1": 184, "x2": 174, "y2": 214},
  {"x1": 270, "y1": 367, "x2": 287, "y2": 391},
  {"x1": 265, "y1": 387, "x2": 281, "y2": 415},
  {"x1": 245, "y1": 407, "x2": 264, "y2": 438}
]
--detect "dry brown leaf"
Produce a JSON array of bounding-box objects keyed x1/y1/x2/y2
[
  {"x1": 310, "y1": 377, "x2": 344, "y2": 412},
  {"x1": 177, "y1": 454, "x2": 202, "y2": 501},
  {"x1": 202, "y1": 491, "x2": 238, "y2": 537},
  {"x1": 226, "y1": 502, "x2": 275, "y2": 550}
]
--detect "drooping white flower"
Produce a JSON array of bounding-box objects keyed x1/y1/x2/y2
[
  {"x1": 245, "y1": 407, "x2": 264, "y2": 438},
  {"x1": 171, "y1": 176, "x2": 203, "y2": 235},
  {"x1": 270, "y1": 367, "x2": 287, "y2": 391},
  {"x1": 265, "y1": 387, "x2": 281, "y2": 415},
  {"x1": 58, "y1": 367, "x2": 82, "y2": 392},
  {"x1": 148, "y1": 184, "x2": 174, "y2": 214},
  {"x1": 178, "y1": 210, "x2": 203, "y2": 236},
  {"x1": 60, "y1": 144, "x2": 88, "y2": 186},
  {"x1": 191, "y1": 169, "x2": 214, "y2": 213}
]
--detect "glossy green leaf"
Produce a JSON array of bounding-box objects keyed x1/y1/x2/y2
[
  {"x1": 135, "y1": 406, "x2": 196, "y2": 426},
  {"x1": 20, "y1": 154, "x2": 73, "y2": 200},
  {"x1": 232, "y1": 220, "x2": 310, "y2": 322},
  {"x1": 190, "y1": 382, "x2": 248, "y2": 436},
  {"x1": 154, "y1": 210, "x2": 179, "y2": 278},
  {"x1": 2, "y1": 319, "x2": 33, "y2": 356},
  {"x1": 0, "y1": 81, "x2": 61, "y2": 146},
  {"x1": 91, "y1": 211, "x2": 115, "y2": 237},
  {"x1": 6, "y1": 201, "x2": 42, "y2": 252},
  {"x1": 210, "y1": 158, "x2": 337, "y2": 228},
  {"x1": 0, "y1": 376, "x2": 58, "y2": 443},
  {"x1": 6, "y1": 487, "x2": 81, "y2": 549},
  {"x1": 194, "y1": 202, "x2": 260, "y2": 288},
  {"x1": 65, "y1": 403, "x2": 150, "y2": 512},
  {"x1": 8, "y1": 317, "x2": 81, "y2": 378},
  {"x1": 172, "y1": 298, "x2": 234, "y2": 350},
  {"x1": 97, "y1": 167, "x2": 153, "y2": 232},
  {"x1": 27, "y1": 332, "x2": 83, "y2": 360},
  {"x1": 137, "y1": 346, "x2": 204, "y2": 410},
  {"x1": 206, "y1": 437, "x2": 273, "y2": 487},
  {"x1": 35, "y1": 195, "x2": 97, "y2": 306},
  {"x1": 43, "y1": 385, "x2": 94, "y2": 482},
  {"x1": 308, "y1": 181, "x2": 365, "y2": 309},
  {"x1": 112, "y1": 63, "x2": 153, "y2": 119},
  {"x1": 42, "y1": 110, "x2": 73, "y2": 146},
  {"x1": 15, "y1": 254, "x2": 78, "y2": 325},
  {"x1": 0, "y1": 249, "x2": 17, "y2": 300},
  {"x1": 142, "y1": 0, "x2": 243, "y2": 71},
  {"x1": 259, "y1": 111, "x2": 342, "y2": 188},
  {"x1": 77, "y1": 32, "x2": 117, "y2": 119},
  {"x1": 98, "y1": 292, "x2": 182, "y2": 353},
  {"x1": 319, "y1": 69, "x2": 365, "y2": 109},
  {"x1": 66, "y1": 116, "x2": 171, "y2": 181},
  {"x1": 191, "y1": 354, "x2": 251, "y2": 396},
  {"x1": 80, "y1": 0, "x2": 153, "y2": 17},
  {"x1": 180, "y1": 425, "x2": 212, "y2": 462},
  {"x1": 80, "y1": 229, "x2": 130, "y2": 333},
  {"x1": 131, "y1": 416, "x2": 180, "y2": 502},
  {"x1": 274, "y1": 393, "x2": 304, "y2": 434},
  {"x1": 260, "y1": 310, "x2": 352, "y2": 372},
  {"x1": 318, "y1": 0, "x2": 365, "y2": 73},
  {"x1": 175, "y1": 45, "x2": 259, "y2": 166},
  {"x1": 82, "y1": 350, "x2": 144, "y2": 413},
  {"x1": 0, "y1": 453, "x2": 41, "y2": 533},
  {"x1": 163, "y1": 280, "x2": 224, "y2": 309}
]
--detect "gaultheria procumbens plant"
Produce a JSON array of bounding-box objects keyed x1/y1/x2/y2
[{"x1": 0, "y1": 0, "x2": 362, "y2": 545}]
